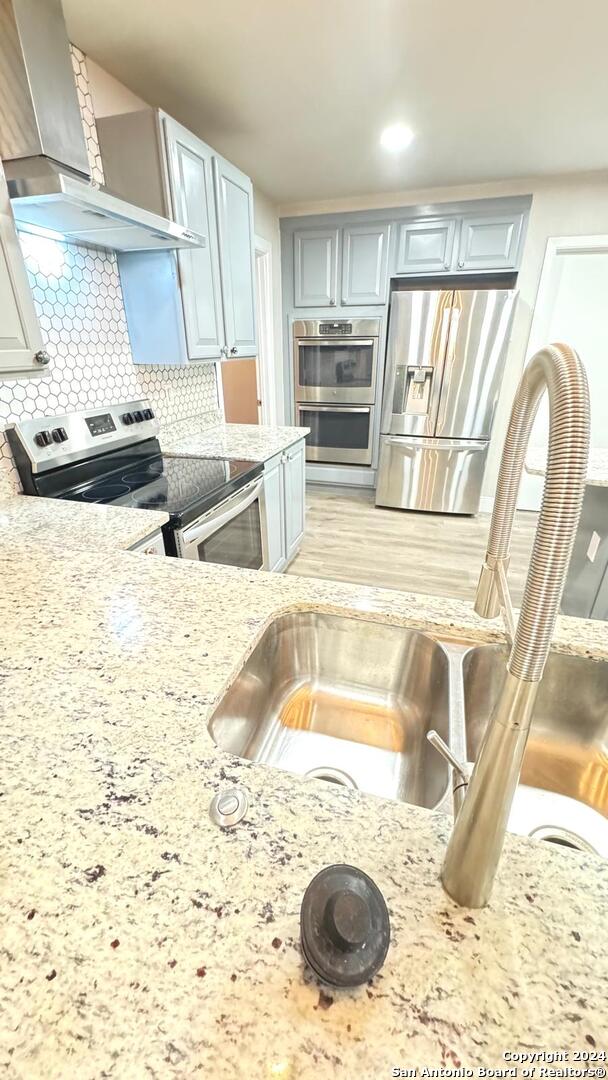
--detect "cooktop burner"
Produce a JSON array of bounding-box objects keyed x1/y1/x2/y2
[{"x1": 56, "y1": 450, "x2": 263, "y2": 528}]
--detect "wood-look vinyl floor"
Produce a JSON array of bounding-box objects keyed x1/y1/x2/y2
[{"x1": 288, "y1": 484, "x2": 539, "y2": 605}]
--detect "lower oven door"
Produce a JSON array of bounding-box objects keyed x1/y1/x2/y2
[
  {"x1": 175, "y1": 476, "x2": 267, "y2": 568},
  {"x1": 297, "y1": 404, "x2": 374, "y2": 465}
]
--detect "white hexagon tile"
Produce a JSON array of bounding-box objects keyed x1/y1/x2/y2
[{"x1": 0, "y1": 233, "x2": 220, "y2": 494}]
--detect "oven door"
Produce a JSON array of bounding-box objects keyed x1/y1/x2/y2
[
  {"x1": 294, "y1": 338, "x2": 378, "y2": 404},
  {"x1": 175, "y1": 477, "x2": 267, "y2": 568},
  {"x1": 298, "y1": 404, "x2": 374, "y2": 465}
]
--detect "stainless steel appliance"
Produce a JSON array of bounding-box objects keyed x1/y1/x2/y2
[
  {"x1": 7, "y1": 401, "x2": 268, "y2": 569},
  {"x1": 0, "y1": 0, "x2": 203, "y2": 252},
  {"x1": 293, "y1": 318, "x2": 381, "y2": 466},
  {"x1": 376, "y1": 288, "x2": 516, "y2": 514}
]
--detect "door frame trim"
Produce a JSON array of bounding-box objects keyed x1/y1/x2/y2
[{"x1": 254, "y1": 234, "x2": 277, "y2": 425}]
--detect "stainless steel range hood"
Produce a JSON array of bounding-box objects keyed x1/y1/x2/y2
[{"x1": 0, "y1": 0, "x2": 205, "y2": 252}]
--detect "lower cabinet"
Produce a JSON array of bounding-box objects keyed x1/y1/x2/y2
[
  {"x1": 283, "y1": 440, "x2": 306, "y2": 562},
  {"x1": 262, "y1": 439, "x2": 306, "y2": 572}
]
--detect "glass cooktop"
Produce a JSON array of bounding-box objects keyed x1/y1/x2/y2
[{"x1": 57, "y1": 451, "x2": 263, "y2": 528}]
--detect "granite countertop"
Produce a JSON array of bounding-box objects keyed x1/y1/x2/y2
[
  {"x1": 0, "y1": 495, "x2": 169, "y2": 552},
  {"x1": 526, "y1": 447, "x2": 608, "y2": 487},
  {"x1": 161, "y1": 416, "x2": 309, "y2": 462},
  {"x1": 1, "y1": 543, "x2": 607, "y2": 1077}
]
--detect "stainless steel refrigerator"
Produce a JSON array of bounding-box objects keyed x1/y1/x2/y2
[{"x1": 376, "y1": 288, "x2": 517, "y2": 514}]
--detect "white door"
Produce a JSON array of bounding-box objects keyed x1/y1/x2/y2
[
  {"x1": 518, "y1": 236, "x2": 608, "y2": 509},
  {"x1": 0, "y1": 165, "x2": 45, "y2": 376},
  {"x1": 293, "y1": 228, "x2": 339, "y2": 307},
  {"x1": 213, "y1": 156, "x2": 257, "y2": 357},
  {"x1": 162, "y1": 116, "x2": 224, "y2": 360}
]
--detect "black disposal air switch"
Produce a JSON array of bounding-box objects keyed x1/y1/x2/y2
[
  {"x1": 132, "y1": 410, "x2": 144, "y2": 423},
  {"x1": 51, "y1": 427, "x2": 68, "y2": 443},
  {"x1": 34, "y1": 430, "x2": 52, "y2": 447},
  {"x1": 121, "y1": 412, "x2": 135, "y2": 425},
  {"x1": 143, "y1": 408, "x2": 154, "y2": 421}
]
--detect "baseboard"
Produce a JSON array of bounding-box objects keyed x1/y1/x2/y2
[
  {"x1": 305, "y1": 464, "x2": 376, "y2": 487},
  {"x1": 478, "y1": 495, "x2": 495, "y2": 514}
]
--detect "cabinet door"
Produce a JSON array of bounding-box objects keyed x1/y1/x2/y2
[
  {"x1": 341, "y1": 223, "x2": 390, "y2": 305},
  {"x1": 0, "y1": 167, "x2": 45, "y2": 376},
  {"x1": 213, "y1": 156, "x2": 257, "y2": 357},
  {"x1": 283, "y1": 440, "x2": 306, "y2": 561},
  {"x1": 294, "y1": 228, "x2": 339, "y2": 307},
  {"x1": 163, "y1": 117, "x2": 224, "y2": 360},
  {"x1": 262, "y1": 454, "x2": 286, "y2": 572},
  {"x1": 396, "y1": 218, "x2": 456, "y2": 275},
  {"x1": 457, "y1": 213, "x2": 524, "y2": 271}
]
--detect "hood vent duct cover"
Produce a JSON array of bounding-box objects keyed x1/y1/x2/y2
[{"x1": 0, "y1": 0, "x2": 205, "y2": 252}]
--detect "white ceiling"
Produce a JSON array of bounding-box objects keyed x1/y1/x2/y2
[{"x1": 63, "y1": 0, "x2": 608, "y2": 206}]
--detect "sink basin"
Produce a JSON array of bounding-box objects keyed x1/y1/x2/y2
[
  {"x1": 463, "y1": 645, "x2": 608, "y2": 816},
  {"x1": 210, "y1": 609, "x2": 608, "y2": 855},
  {"x1": 209, "y1": 611, "x2": 451, "y2": 807}
]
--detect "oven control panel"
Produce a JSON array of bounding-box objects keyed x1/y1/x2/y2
[
  {"x1": 6, "y1": 399, "x2": 160, "y2": 479},
  {"x1": 318, "y1": 322, "x2": 353, "y2": 335},
  {"x1": 85, "y1": 413, "x2": 117, "y2": 437}
]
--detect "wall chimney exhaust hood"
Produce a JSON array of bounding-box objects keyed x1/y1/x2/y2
[{"x1": 0, "y1": 0, "x2": 205, "y2": 253}]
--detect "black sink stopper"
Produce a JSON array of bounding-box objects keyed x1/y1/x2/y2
[{"x1": 300, "y1": 864, "x2": 390, "y2": 987}]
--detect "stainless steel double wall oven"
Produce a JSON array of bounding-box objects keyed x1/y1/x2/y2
[{"x1": 293, "y1": 318, "x2": 381, "y2": 465}]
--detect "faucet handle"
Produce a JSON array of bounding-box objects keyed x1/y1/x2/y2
[{"x1": 427, "y1": 731, "x2": 470, "y2": 815}]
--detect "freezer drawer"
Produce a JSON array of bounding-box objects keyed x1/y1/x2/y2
[{"x1": 375, "y1": 436, "x2": 489, "y2": 514}]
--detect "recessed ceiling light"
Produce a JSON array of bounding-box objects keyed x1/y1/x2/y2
[{"x1": 380, "y1": 123, "x2": 414, "y2": 153}]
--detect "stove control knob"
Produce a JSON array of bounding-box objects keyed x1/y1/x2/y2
[
  {"x1": 132, "y1": 410, "x2": 144, "y2": 423},
  {"x1": 143, "y1": 408, "x2": 154, "y2": 421},
  {"x1": 121, "y1": 412, "x2": 135, "y2": 425},
  {"x1": 34, "y1": 430, "x2": 52, "y2": 447},
  {"x1": 51, "y1": 427, "x2": 68, "y2": 443}
]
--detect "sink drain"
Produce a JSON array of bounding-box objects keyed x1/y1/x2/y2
[
  {"x1": 529, "y1": 825, "x2": 597, "y2": 855},
  {"x1": 305, "y1": 766, "x2": 358, "y2": 790}
]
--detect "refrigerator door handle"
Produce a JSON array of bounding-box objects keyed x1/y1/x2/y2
[{"x1": 384, "y1": 436, "x2": 488, "y2": 451}]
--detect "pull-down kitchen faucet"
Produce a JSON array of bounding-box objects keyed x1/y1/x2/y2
[{"x1": 438, "y1": 343, "x2": 590, "y2": 908}]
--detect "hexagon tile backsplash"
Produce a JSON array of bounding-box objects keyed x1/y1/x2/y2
[{"x1": 0, "y1": 233, "x2": 220, "y2": 495}]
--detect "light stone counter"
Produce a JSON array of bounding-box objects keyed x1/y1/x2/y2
[
  {"x1": 1, "y1": 545, "x2": 607, "y2": 1077},
  {"x1": 0, "y1": 494, "x2": 169, "y2": 553},
  {"x1": 527, "y1": 447, "x2": 608, "y2": 487},
  {"x1": 161, "y1": 416, "x2": 309, "y2": 462}
]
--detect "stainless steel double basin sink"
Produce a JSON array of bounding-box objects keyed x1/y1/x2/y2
[{"x1": 209, "y1": 611, "x2": 608, "y2": 855}]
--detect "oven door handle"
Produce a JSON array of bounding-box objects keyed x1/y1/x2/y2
[
  {"x1": 295, "y1": 338, "x2": 375, "y2": 348},
  {"x1": 298, "y1": 405, "x2": 371, "y2": 413},
  {"x1": 180, "y1": 476, "x2": 263, "y2": 547}
]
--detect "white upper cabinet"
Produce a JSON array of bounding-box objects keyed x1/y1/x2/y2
[
  {"x1": 457, "y1": 212, "x2": 525, "y2": 271},
  {"x1": 341, "y1": 223, "x2": 390, "y2": 305},
  {"x1": 294, "y1": 228, "x2": 339, "y2": 307},
  {"x1": 162, "y1": 117, "x2": 224, "y2": 360},
  {"x1": 396, "y1": 218, "x2": 456, "y2": 275},
  {"x1": 0, "y1": 164, "x2": 47, "y2": 377},
  {"x1": 213, "y1": 157, "x2": 257, "y2": 357}
]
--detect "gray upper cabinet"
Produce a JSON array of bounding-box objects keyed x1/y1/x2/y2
[
  {"x1": 457, "y1": 212, "x2": 524, "y2": 271},
  {"x1": 294, "y1": 228, "x2": 339, "y2": 307},
  {"x1": 396, "y1": 218, "x2": 456, "y2": 275},
  {"x1": 0, "y1": 163, "x2": 47, "y2": 376},
  {"x1": 163, "y1": 117, "x2": 224, "y2": 360},
  {"x1": 213, "y1": 157, "x2": 257, "y2": 357},
  {"x1": 98, "y1": 107, "x2": 257, "y2": 363},
  {"x1": 341, "y1": 223, "x2": 390, "y2": 305}
]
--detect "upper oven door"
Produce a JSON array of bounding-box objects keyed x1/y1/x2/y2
[
  {"x1": 176, "y1": 477, "x2": 266, "y2": 569},
  {"x1": 294, "y1": 337, "x2": 378, "y2": 404}
]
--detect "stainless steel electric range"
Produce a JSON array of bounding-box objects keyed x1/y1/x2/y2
[{"x1": 7, "y1": 400, "x2": 268, "y2": 569}]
